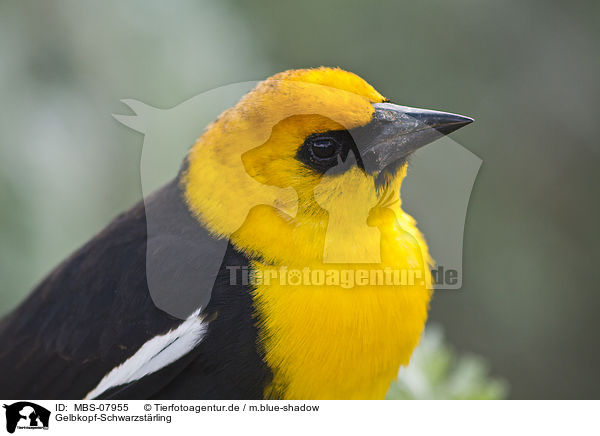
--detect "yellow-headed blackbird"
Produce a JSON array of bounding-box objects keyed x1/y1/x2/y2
[{"x1": 0, "y1": 68, "x2": 472, "y2": 399}]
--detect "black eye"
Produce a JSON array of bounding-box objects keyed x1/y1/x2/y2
[
  {"x1": 297, "y1": 130, "x2": 358, "y2": 175},
  {"x1": 311, "y1": 138, "x2": 338, "y2": 159}
]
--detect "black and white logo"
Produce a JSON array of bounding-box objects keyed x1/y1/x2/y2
[{"x1": 3, "y1": 402, "x2": 50, "y2": 433}]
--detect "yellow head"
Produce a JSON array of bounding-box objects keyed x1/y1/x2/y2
[{"x1": 183, "y1": 67, "x2": 471, "y2": 263}]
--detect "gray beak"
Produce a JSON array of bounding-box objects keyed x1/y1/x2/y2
[{"x1": 351, "y1": 102, "x2": 473, "y2": 174}]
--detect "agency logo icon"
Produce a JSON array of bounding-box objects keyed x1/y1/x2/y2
[
  {"x1": 2, "y1": 402, "x2": 50, "y2": 434},
  {"x1": 114, "y1": 81, "x2": 480, "y2": 319}
]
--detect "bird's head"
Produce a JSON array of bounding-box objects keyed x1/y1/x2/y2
[{"x1": 183, "y1": 67, "x2": 472, "y2": 259}]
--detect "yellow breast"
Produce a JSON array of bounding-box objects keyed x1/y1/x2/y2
[
  {"x1": 230, "y1": 170, "x2": 433, "y2": 400},
  {"x1": 253, "y1": 263, "x2": 431, "y2": 399}
]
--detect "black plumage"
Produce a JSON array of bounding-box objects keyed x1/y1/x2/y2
[{"x1": 0, "y1": 179, "x2": 271, "y2": 399}]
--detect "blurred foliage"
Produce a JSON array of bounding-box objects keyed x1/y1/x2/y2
[{"x1": 387, "y1": 326, "x2": 508, "y2": 400}]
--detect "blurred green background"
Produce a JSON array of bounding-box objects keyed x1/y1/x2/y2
[{"x1": 0, "y1": 1, "x2": 598, "y2": 399}]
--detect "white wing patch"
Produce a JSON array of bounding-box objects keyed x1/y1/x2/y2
[{"x1": 84, "y1": 309, "x2": 207, "y2": 399}]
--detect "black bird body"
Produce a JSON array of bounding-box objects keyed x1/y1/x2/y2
[{"x1": 0, "y1": 180, "x2": 270, "y2": 399}]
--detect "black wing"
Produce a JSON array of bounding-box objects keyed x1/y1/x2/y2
[
  {"x1": 94, "y1": 242, "x2": 271, "y2": 400},
  {"x1": 0, "y1": 179, "x2": 251, "y2": 399}
]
